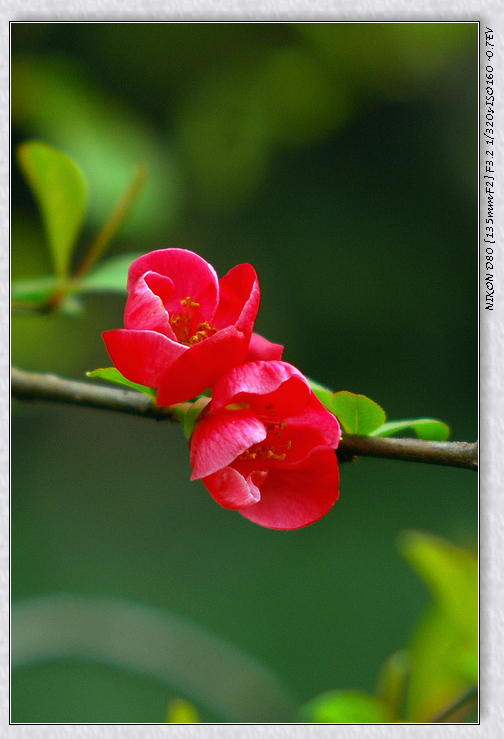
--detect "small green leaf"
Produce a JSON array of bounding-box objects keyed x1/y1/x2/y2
[
  {"x1": 78, "y1": 253, "x2": 144, "y2": 293},
  {"x1": 17, "y1": 141, "x2": 88, "y2": 280},
  {"x1": 86, "y1": 367, "x2": 156, "y2": 400},
  {"x1": 371, "y1": 419, "x2": 450, "y2": 441},
  {"x1": 330, "y1": 391, "x2": 386, "y2": 435},
  {"x1": 166, "y1": 698, "x2": 199, "y2": 723},
  {"x1": 299, "y1": 690, "x2": 396, "y2": 723}
]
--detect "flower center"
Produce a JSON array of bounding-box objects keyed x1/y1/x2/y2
[
  {"x1": 169, "y1": 296, "x2": 218, "y2": 346},
  {"x1": 238, "y1": 420, "x2": 292, "y2": 463}
]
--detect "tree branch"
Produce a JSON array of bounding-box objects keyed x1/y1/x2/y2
[
  {"x1": 336, "y1": 434, "x2": 477, "y2": 471},
  {"x1": 11, "y1": 366, "x2": 175, "y2": 421},
  {"x1": 11, "y1": 367, "x2": 478, "y2": 471}
]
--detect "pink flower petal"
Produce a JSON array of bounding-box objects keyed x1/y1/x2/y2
[
  {"x1": 281, "y1": 405, "x2": 342, "y2": 455},
  {"x1": 102, "y1": 329, "x2": 186, "y2": 388},
  {"x1": 244, "y1": 333, "x2": 284, "y2": 362},
  {"x1": 127, "y1": 248, "x2": 219, "y2": 321},
  {"x1": 210, "y1": 361, "x2": 311, "y2": 419},
  {"x1": 190, "y1": 410, "x2": 267, "y2": 480},
  {"x1": 213, "y1": 263, "x2": 260, "y2": 334},
  {"x1": 202, "y1": 466, "x2": 265, "y2": 509},
  {"x1": 155, "y1": 326, "x2": 250, "y2": 407},
  {"x1": 236, "y1": 447, "x2": 340, "y2": 530},
  {"x1": 124, "y1": 272, "x2": 176, "y2": 338}
]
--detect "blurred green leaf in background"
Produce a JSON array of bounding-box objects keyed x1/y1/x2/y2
[{"x1": 17, "y1": 140, "x2": 88, "y2": 281}]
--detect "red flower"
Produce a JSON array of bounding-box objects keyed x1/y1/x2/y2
[
  {"x1": 102, "y1": 249, "x2": 283, "y2": 405},
  {"x1": 190, "y1": 361, "x2": 341, "y2": 530}
]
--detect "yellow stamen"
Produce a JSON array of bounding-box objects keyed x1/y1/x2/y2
[{"x1": 181, "y1": 297, "x2": 200, "y2": 308}]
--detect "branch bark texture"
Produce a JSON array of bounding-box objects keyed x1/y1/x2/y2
[{"x1": 11, "y1": 367, "x2": 478, "y2": 472}]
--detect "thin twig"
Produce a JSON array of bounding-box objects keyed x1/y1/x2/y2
[
  {"x1": 428, "y1": 685, "x2": 478, "y2": 723},
  {"x1": 11, "y1": 367, "x2": 478, "y2": 471},
  {"x1": 73, "y1": 164, "x2": 148, "y2": 280}
]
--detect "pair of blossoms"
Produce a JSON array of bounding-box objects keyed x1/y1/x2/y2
[{"x1": 103, "y1": 249, "x2": 341, "y2": 530}]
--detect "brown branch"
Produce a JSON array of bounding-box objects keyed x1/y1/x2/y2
[
  {"x1": 11, "y1": 367, "x2": 478, "y2": 471},
  {"x1": 11, "y1": 366, "x2": 175, "y2": 421},
  {"x1": 337, "y1": 435, "x2": 478, "y2": 471}
]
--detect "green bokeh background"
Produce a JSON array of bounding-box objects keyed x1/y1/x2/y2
[{"x1": 11, "y1": 22, "x2": 478, "y2": 723}]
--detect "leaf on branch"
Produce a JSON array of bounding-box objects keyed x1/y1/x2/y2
[
  {"x1": 371, "y1": 419, "x2": 450, "y2": 441},
  {"x1": 17, "y1": 141, "x2": 88, "y2": 280},
  {"x1": 309, "y1": 383, "x2": 386, "y2": 435},
  {"x1": 86, "y1": 367, "x2": 157, "y2": 400},
  {"x1": 309, "y1": 381, "x2": 450, "y2": 441},
  {"x1": 329, "y1": 391, "x2": 386, "y2": 435}
]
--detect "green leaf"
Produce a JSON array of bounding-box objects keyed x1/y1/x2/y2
[
  {"x1": 17, "y1": 141, "x2": 88, "y2": 280},
  {"x1": 86, "y1": 367, "x2": 156, "y2": 400},
  {"x1": 78, "y1": 253, "x2": 144, "y2": 293},
  {"x1": 329, "y1": 391, "x2": 386, "y2": 435},
  {"x1": 371, "y1": 418, "x2": 450, "y2": 441},
  {"x1": 166, "y1": 698, "x2": 200, "y2": 723},
  {"x1": 299, "y1": 690, "x2": 396, "y2": 723}
]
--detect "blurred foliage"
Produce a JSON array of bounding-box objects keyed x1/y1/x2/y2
[
  {"x1": 399, "y1": 530, "x2": 478, "y2": 720},
  {"x1": 12, "y1": 22, "x2": 476, "y2": 218},
  {"x1": 166, "y1": 698, "x2": 200, "y2": 723},
  {"x1": 299, "y1": 532, "x2": 477, "y2": 723},
  {"x1": 12, "y1": 140, "x2": 146, "y2": 313},
  {"x1": 300, "y1": 689, "x2": 395, "y2": 723},
  {"x1": 11, "y1": 22, "x2": 478, "y2": 723}
]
